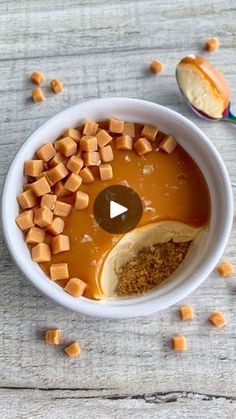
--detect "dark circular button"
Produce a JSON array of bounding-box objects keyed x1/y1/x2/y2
[{"x1": 93, "y1": 185, "x2": 143, "y2": 234}]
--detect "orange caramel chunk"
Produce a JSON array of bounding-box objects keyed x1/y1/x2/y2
[
  {"x1": 209, "y1": 311, "x2": 226, "y2": 328},
  {"x1": 179, "y1": 305, "x2": 194, "y2": 321},
  {"x1": 32, "y1": 88, "x2": 45, "y2": 102},
  {"x1": 50, "y1": 78, "x2": 63, "y2": 93},
  {"x1": 31, "y1": 71, "x2": 45, "y2": 85},
  {"x1": 217, "y1": 262, "x2": 234, "y2": 278},
  {"x1": 64, "y1": 341, "x2": 81, "y2": 357},
  {"x1": 45, "y1": 329, "x2": 62, "y2": 345},
  {"x1": 31, "y1": 242, "x2": 51, "y2": 262},
  {"x1": 150, "y1": 59, "x2": 165, "y2": 74},
  {"x1": 205, "y1": 37, "x2": 219, "y2": 52},
  {"x1": 172, "y1": 335, "x2": 187, "y2": 351},
  {"x1": 50, "y1": 262, "x2": 69, "y2": 281},
  {"x1": 64, "y1": 277, "x2": 87, "y2": 297}
]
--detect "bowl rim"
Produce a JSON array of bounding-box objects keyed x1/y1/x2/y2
[{"x1": 1, "y1": 98, "x2": 233, "y2": 318}]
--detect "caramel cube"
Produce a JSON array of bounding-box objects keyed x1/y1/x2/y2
[
  {"x1": 32, "y1": 88, "x2": 45, "y2": 103},
  {"x1": 48, "y1": 152, "x2": 64, "y2": 167},
  {"x1": 116, "y1": 135, "x2": 133, "y2": 150},
  {"x1": 67, "y1": 155, "x2": 83, "y2": 174},
  {"x1": 123, "y1": 122, "x2": 135, "y2": 137},
  {"x1": 64, "y1": 173, "x2": 82, "y2": 192},
  {"x1": 159, "y1": 135, "x2": 177, "y2": 154},
  {"x1": 32, "y1": 242, "x2": 51, "y2": 262},
  {"x1": 57, "y1": 137, "x2": 77, "y2": 157},
  {"x1": 37, "y1": 143, "x2": 56, "y2": 162},
  {"x1": 31, "y1": 71, "x2": 45, "y2": 85},
  {"x1": 24, "y1": 160, "x2": 44, "y2": 177},
  {"x1": 40, "y1": 194, "x2": 57, "y2": 210},
  {"x1": 31, "y1": 177, "x2": 51, "y2": 197},
  {"x1": 25, "y1": 226, "x2": 45, "y2": 244},
  {"x1": 51, "y1": 234, "x2": 70, "y2": 254},
  {"x1": 150, "y1": 59, "x2": 165, "y2": 74},
  {"x1": 83, "y1": 151, "x2": 101, "y2": 166},
  {"x1": 50, "y1": 78, "x2": 63, "y2": 93},
  {"x1": 205, "y1": 37, "x2": 219, "y2": 52},
  {"x1": 54, "y1": 201, "x2": 72, "y2": 217},
  {"x1": 64, "y1": 341, "x2": 81, "y2": 357},
  {"x1": 16, "y1": 210, "x2": 35, "y2": 230},
  {"x1": 109, "y1": 118, "x2": 124, "y2": 134},
  {"x1": 47, "y1": 217, "x2": 64, "y2": 236},
  {"x1": 99, "y1": 163, "x2": 113, "y2": 181},
  {"x1": 45, "y1": 329, "x2": 61, "y2": 345},
  {"x1": 209, "y1": 311, "x2": 226, "y2": 328},
  {"x1": 96, "y1": 129, "x2": 112, "y2": 148},
  {"x1": 36, "y1": 171, "x2": 54, "y2": 187},
  {"x1": 179, "y1": 306, "x2": 194, "y2": 321},
  {"x1": 75, "y1": 191, "x2": 89, "y2": 210},
  {"x1": 99, "y1": 145, "x2": 114, "y2": 163},
  {"x1": 17, "y1": 189, "x2": 37, "y2": 209},
  {"x1": 172, "y1": 335, "x2": 187, "y2": 351},
  {"x1": 80, "y1": 136, "x2": 98, "y2": 152},
  {"x1": 134, "y1": 138, "x2": 152, "y2": 155},
  {"x1": 83, "y1": 120, "x2": 99, "y2": 136},
  {"x1": 80, "y1": 167, "x2": 95, "y2": 184},
  {"x1": 217, "y1": 262, "x2": 234, "y2": 278},
  {"x1": 34, "y1": 206, "x2": 53, "y2": 227},
  {"x1": 50, "y1": 263, "x2": 69, "y2": 281},
  {"x1": 64, "y1": 128, "x2": 81, "y2": 142},
  {"x1": 47, "y1": 163, "x2": 69, "y2": 185},
  {"x1": 53, "y1": 181, "x2": 71, "y2": 197},
  {"x1": 64, "y1": 277, "x2": 87, "y2": 297},
  {"x1": 141, "y1": 124, "x2": 158, "y2": 142}
]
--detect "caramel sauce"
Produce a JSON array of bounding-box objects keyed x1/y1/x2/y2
[{"x1": 40, "y1": 122, "x2": 211, "y2": 299}]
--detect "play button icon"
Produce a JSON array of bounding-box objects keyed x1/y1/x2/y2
[{"x1": 93, "y1": 185, "x2": 143, "y2": 234}]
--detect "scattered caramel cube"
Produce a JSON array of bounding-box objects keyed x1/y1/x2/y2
[
  {"x1": 24, "y1": 160, "x2": 43, "y2": 177},
  {"x1": 40, "y1": 194, "x2": 57, "y2": 210},
  {"x1": 209, "y1": 311, "x2": 226, "y2": 328},
  {"x1": 34, "y1": 206, "x2": 53, "y2": 227},
  {"x1": 172, "y1": 335, "x2": 187, "y2": 351},
  {"x1": 99, "y1": 163, "x2": 113, "y2": 181},
  {"x1": 45, "y1": 329, "x2": 62, "y2": 345},
  {"x1": 123, "y1": 122, "x2": 135, "y2": 137},
  {"x1": 83, "y1": 120, "x2": 99, "y2": 136},
  {"x1": 17, "y1": 189, "x2": 37, "y2": 209},
  {"x1": 80, "y1": 167, "x2": 95, "y2": 184},
  {"x1": 80, "y1": 136, "x2": 98, "y2": 152},
  {"x1": 25, "y1": 226, "x2": 45, "y2": 244},
  {"x1": 47, "y1": 162, "x2": 69, "y2": 185},
  {"x1": 31, "y1": 177, "x2": 51, "y2": 197},
  {"x1": 16, "y1": 209, "x2": 35, "y2": 230},
  {"x1": 141, "y1": 124, "x2": 158, "y2": 142},
  {"x1": 31, "y1": 71, "x2": 45, "y2": 85},
  {"x1": 51, "y1": 234, "x2": 70, "y2": 254},
  {"x1": 217, "y1": 262, "x2": 234, "y2": 278},
  {"x1": 134, "y1": 138, "x2": 152, "y2": 155},
  {"x1": 83, "y1": 151, "x2": 101, "y2": 166},
  {"x1": 48, "y1": 152, "x2": 64, "y2": 167},
  {"x1": 64, "y1": 173, "x2": 82, "y2": 192},
  {"x1": 99, "y1": 145, "x2": 114, "y2": 163},
  {"x1": 67, "y1": 155, "x2": 83, "y2": 174},
  {"x1": 31, "y1": 242, "x2": 51, "y2": 262},
  {"x1": 57, "y1": 137, "x2": 77, "y2": 157},
  {"x1": 109, "y1": 118, "x2": 124, "y2": 134},
  {"x1": 64, "y1": 341, "x2": 81, "y2": 357},
  {"x1": 116, "y1": 135, "x2": 133, "y2": 150},
  {"x1": 50, "y1": 262, "x2": 69, "y2": 281},
  {"x1": 159, "y1": 135, "x2": 177, "y2": 154},
  {"x1": 64, "y1": 128, "x2": 81, "y2": 142},
  {"x1": 179, "y1": 305, "x2": 194, "y2": 321},
  {"x1": 50, "y1": 78, "x2": 63, "y2": 93},
  {"x1": 37, "y1": 143, "x2": 56, "y2": 162},
  {"x1": 96, "y1": 130, "x2": 112, "y2": 148},
  {"x1": 32, "y1": 87, "x2": 45, "y2": 103},
  {"x1": 54, "y1": 201, "x2": 72, "y2": 217},
  {"x1": 47, "y1": 217, "x2": 64, "y2": 236},
  {"x1": 150, "y1": 59, "x2": 165, "y2": 74},
  {"x1": 64, "y1": 277, "x2": 87, "y2": 297},
  {"x1": 75, "y1": 191, "x2": 89, "y2": 210},
  {"x1": 53, "y1": 181, "x2": 71, "y2": 197},
  {"x1": 205, "y1": 37, "x2": 219, "y2": 52}
]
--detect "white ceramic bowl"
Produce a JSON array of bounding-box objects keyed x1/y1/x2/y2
[{"x1": 1, "y1": 98, "x2": 233, "y2": 318}]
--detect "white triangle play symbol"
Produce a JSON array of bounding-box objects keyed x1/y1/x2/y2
[{"x1": 110, "y1": 200, "x2": 128, "y2": 219}]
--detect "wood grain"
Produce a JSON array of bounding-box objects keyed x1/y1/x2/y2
[{"x1": 0, "y1": 0, "x2": 236, "y2": 418}]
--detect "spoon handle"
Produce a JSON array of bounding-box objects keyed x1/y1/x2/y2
[{"x1": 222, "y1": 106, "x2": 236, "y2": 124}]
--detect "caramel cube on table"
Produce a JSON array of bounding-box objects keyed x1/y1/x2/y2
[
  {"x1": 47, "y1": 163, "x2": 69, "y2": 185},
  {"x1": 51, "y1": 234, "x2": 70, "y2": 254},
  {"x1": 53, "y1": 181, "x2": 71, "y2": 197},
  {"x1": 83, "y1": 120, "x2": 99, "y2": 136},
  {"x1": 96, "y1": 130, "x2": 112, "y2": 148},
  {"x1": 217, "y1": 262, "x2": 234, "y2": 278},
  {"x1": 150, "y1": 59, "x2": 165, "y2": 74},
  {"x1": 45, "y1": 329, "x2": 62, "y2": 345},
  {"x1": 67, "y1": 155, "x2": 83, "y2": 174},
  {"x1": 34, "y1": 206, "x2": 53, "y2": 227},
  {"x1": 83, "y1": 151, "x2": 101, "y2": 166},
  {"x1": 50, "y1": 262, "x2": 69, "y2": 281},
  {"x1": 209, "y1": 311, "x2": 226, "y2": 328},
  {"x1": 64, "y1": 341, "x2": 81, "y2": 357},
  {"x1": 109, "y1": 118, "x2": 124, "y2": 134},
  {"x1": 99, "y1": 145, "x2": 114, "y2": 163},
  {"x1": 47, "y1": 217, "x2": 65, "y2": 236},
  {"x1": 48, "y1": 152, "x2": 64, "y2": 167},
  {"x1": 37, "y1": 143, "x2": 56, "y2": 162},
  {"x1": 172, "y1": 335, "x2": 187, "y2": 351},
  {"x1": 24, "y1": 160, "x2": 44, "y2": 177},
  {"x1": 179, "y1": 305, "x2": 194, "y2": 321},
  {"x1": 75, "y1": 191, "x2": 89, "y2": 210},
  {"x1": 31, "y1": 71, "x2": 45, "y2": 85},
  {"x1": 80, "y1": 136, "x2": 98, "y2": 152},
  {"x1": 54, "y1": 201, "x2": 72, "y2": 217},
  {"x1": 64, "y1": 173, "x2": 82, "y2": 192},
  {"x1": 134, "y1": 138, "x2": 152, "y2": 155},
  {"x1": 31, "y1": 177, "x2": 51, "y2": 197},
  {"x1": 25, "y1": 226, "x2": 45, "y2": 244},
  {"x1": 57, "y1": 137, "x2": 77, "y2": 157},
  {"x1": 50, "y1": 78, "x2": 63, "y2": 93},
  {"x1": 205, "y1": 37, "x2": 219, "y2": 52},
  {"x1": 159, "y1": 135, "x2": 177, "y2": 154},
  {"x1": 40, "y1": 194, "x2": 57, "y2": 210},
  {"x1": 64, "y1": 277, "x2": 87, "y2": 297},
  {"x1": 123, "y1": 122, "x2": 135, "y2": 137},
  {"x1": 16, "y1": 209, "x2": 35, "y2": 230},
  {"x1": 64, "y1": 128, "x2": 81, "y2": 142},
  {"x1": 116, "y1": 135, "x2": 133, "y2": 150},
  {"x1": 17, "y1": 189, "x2": 37, "y2": 209},
  {"x1": 99, "y1": 163, "x2": 113, "y2": 181},
  {"x1": 141, "y1": 124, "x2": 158, "y2": 142},
  {"x1": 31, "y1": 242, "x2": 51, "y2": 262},
  {"x1": 32, "y1": 88, "x2": 45, "y2": 103},
  {"x1": 80, "y1": 167, "x2": 95, "y2": 184}
]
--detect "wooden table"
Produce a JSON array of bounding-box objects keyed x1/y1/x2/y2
[{"x1": 0, "y1": 1, "x2": 236, "y2": 418}]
